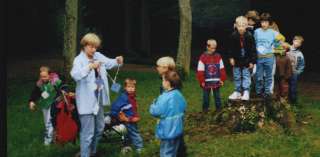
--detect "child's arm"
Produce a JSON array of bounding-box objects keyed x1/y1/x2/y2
[
  {"x1": 219, "y1": 56, "x2": 227, "y2": 84},
  {"x1": 248, "y1": 35, "x2": 257, "y2": 67},
  {"x1": 70, "y1": 58, "x2": 92, "y2": 81},
  {"x1": 196, "y1": 56, "x2": 205, "y2": 88},
  {"x1": 149, "y1": 97, "x2": 166, "y2": 118},
  {"x1": 296, "y1": 52, "x2": 305, "y2": 74},
  {"x1": 28, "y1": 86, "x2": 41, "y2": 110}
]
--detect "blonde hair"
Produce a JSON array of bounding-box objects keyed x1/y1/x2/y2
[
  {"x1": 156, "y1": 56, "x2": 176, "y2": 70},
  {"x1": 207, "y1": 39, "x2": 217, "y2": 47},
  {"x1": 269, "y1": 22, "x2": 280, "y2": 32},
  {"x1": 235, "y1": 16, "x2": 248, "y2": 26},
  {"x1": 40, "y1": 66, "x2": 50, "y2": 73},
  {"x1": 80, "y1": 33, "x2": 101, "y2": 50},
  {"x1": 294, "y1": 35, "x2": 304, "y2": 43}
]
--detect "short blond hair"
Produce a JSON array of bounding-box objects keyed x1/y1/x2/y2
[
  {"x1": 156, "y1": 56, "x2": 176, "y2": 70},
  {"x1": 207, "y1": 39, "x2": 217, "y2": 47},
  {"x1": 235, "y1": 16, "x2": 248, "y2": 26},
  {"x1": 40, "y1": 66, "x2": 50, "y2": 73},
  {"x1": 293, "y1": 35, "x2": 304, "y2": 43},
  {"x1": 80, "y1": 33, "x2": 101, "y2": 49}
]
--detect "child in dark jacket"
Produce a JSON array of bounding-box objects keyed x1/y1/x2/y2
[
  {"x1": 228, "y1": 16, "x2": 256, "y2": 101},
  {"x1": 28, "y1": 66, "x2": 62, "y2": 145},
  {"x1": 110, "y1": 78, "x2": 143, "y2": 153},
  {"x1": 197, "y1": 39, "x2": 227, "y2": 112}
]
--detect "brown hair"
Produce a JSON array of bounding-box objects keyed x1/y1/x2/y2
[
  {"x1": 164, "y1": 70, "x2": 182, "y2": 89},
  {"x1": 124, "y1": 78, "x2": 137, "y2": 87},
  {"x1": 294, "y1": 35, "x2": 304, "y2": 43},
  {"x1": 260, "y1": 12, "x2": 272, "y2": 23},
  {"x1": 245, "y1": 10, "x2": 260, "y2": 22}
]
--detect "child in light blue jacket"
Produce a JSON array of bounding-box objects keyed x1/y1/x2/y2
[{"x1": 149, "y1": 70, "x2": 187, "y2": 157}]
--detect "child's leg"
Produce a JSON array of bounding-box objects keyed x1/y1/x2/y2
[
  {"x1": 202, "y1": 88, "x2": 210, "y2": 111},
  {"x1": 263, "y1": 57, "x2": 275, "y2": 96},
  {"x1": 242, "y1": 68, "x2": 251, "y2": 92},
  {"x1": 255, "y1": 59, "x2": 265, "y2": 95},
  {"x1": 233, "y1": 67, "x2": 242, "y2": 92},
  {"x1": 160, "y1": 136, "x2": 181, "y2": 157},
  {"x1": 42, "y1": 108, "x2": 54, "y2": 145},
  {"x1": 126, "y1": 123, "x2": 144, "y2": 150},
  {"x1": 270, "y1": 57, "x2": 277, "y2": 94},
  {"x1": 213, "y1": 88, "x2": 222, "y2": 110},
  {"x1": 289, "y1": 74, "x2": 299, "y2": 104}
]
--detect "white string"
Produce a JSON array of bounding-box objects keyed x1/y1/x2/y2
[{"x1": 107, "y1": 64, "x2": 120, "y2": 83}]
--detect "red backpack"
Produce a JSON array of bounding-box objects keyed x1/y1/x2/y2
[{"x1": 52, "y1": 92, "x2": 79, "y2": 145}]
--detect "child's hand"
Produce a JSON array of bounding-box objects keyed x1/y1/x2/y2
[
  {"x1": 29, "y1": 101, "x2": 36, "y2": 111},
  {"x1": 119, "y1": 111, "x2": 129, "y2": 122},
  {"x1": 229, "y1": 58, "x2": 235, "y2": 66},
  {"x1": 131, "y1": 117, "x2": 140, "y2": 123},
  {"x1": 68, "y1": 92, "x2": 75, "y2": 97},
  {"x1": 249, "y1": 63, "x2": 254, "y2": 69},
  {"x1": 220, "y1": 81, "x2": 224, "y2": 86},
  {"x1": 116, "y1": 56, "x2": 124, "y2": 64},
  {"x1": 201, "y1": 82, "x2": 205, "y2": 88},
  {"x1": 89, "y1": 62, "x2": 100, "y2": 70}
]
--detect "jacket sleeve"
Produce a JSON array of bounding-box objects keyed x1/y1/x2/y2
[
  {"x1": 110, "y1": 96, "x2": 125, "y2": 117},
  {"x1": 96, "y1": 52, "x2": 120, "y2": 70},
  {"x1": 196, "y1": 56, "x2": 205, "y2": 86},
  {"x1": 219, "y1": 57, "x2": 227, "y2": 82},
  {"x1": 29, "y1": 85, "x2": 41, "y2": 102},
  {"x1": 248, "y1": 34, "x2": 257, "y2": 64},
  {"x1": 70, "y1": 57, "x2": 91, "y2": 82},
  {"x1": 228, "y1": 33, "x2": 236, "y2": 59},
  {"x1": 296, "y1": 52, "x2": 305, "y2": 74},
  {"x1": 149, "y1": 96, "x2": 166, "y2": 118}
]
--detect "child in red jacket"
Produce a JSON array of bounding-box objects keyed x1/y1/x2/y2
[{"x1": 197, "y1": 39, "x2": 227, "y2": 113}]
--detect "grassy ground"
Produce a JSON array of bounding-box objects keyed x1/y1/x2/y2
[{"x1": 7, "y1": 70, "x2": 320, "y2": 157}]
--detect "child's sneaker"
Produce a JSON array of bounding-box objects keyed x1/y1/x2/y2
[
  {"x1": 229, "y1": 91, "x2": 241, "y2": 100},
  {"x1": 241, "y1": 91, "x2": 250, "y2": 101}
]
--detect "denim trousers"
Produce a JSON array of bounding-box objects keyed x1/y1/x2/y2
[
  {"x1": 125, "y1": 123, "x2": 144, "y2": 150},
  {"x1": 289, "y1": 73, "x2": 299, "y2": 103},
  {"x1": 255, "y1": 56, "x2": 275, "y2": 95},
  {"x1": 203, "y1": 88, "x2": 221, "y2": 111},
  {"x1": 233, "y1": 67, "x2": 251, "y2": 92},
  {"x1": 160, "y1": 135, "x2": 182, "y2": 157}
]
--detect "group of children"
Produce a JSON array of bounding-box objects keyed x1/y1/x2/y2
[{"x1": 27, "y1": 10, "x2": 305, "y2": 157}]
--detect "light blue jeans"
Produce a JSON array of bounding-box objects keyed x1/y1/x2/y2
[
  {"x1": 125, "y1": 123, "x2": 144, "y2": 150},
  {"x1": 255, "y1": 56, "x2": 275, "y2": 95},
  {"x1": 79, "y1": 105, "x2": 105, "y2": 157},
  {"x1": 233, "y1": 67, "x2": 251, "y2": 92},
  {"x1": 160, "y1": 136, "x2": 182, "y2": 157}
]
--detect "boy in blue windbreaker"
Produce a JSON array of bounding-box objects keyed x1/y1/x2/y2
[
  {"x1": 149, "y1": 70, "x2": 187, "y2": 157},
  {"x1": 110, "y1": 78, "x2": 143, "y2": 153}
]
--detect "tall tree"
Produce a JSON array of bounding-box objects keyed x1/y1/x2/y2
[
  {"x1": 63, "y1": 0, "x2": 78, "y2": 83},
  {"x1": 176, "y1": 0, "x2": 192, "y2": 77}
]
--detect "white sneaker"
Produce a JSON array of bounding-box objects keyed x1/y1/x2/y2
[
  {"x1": 241, "y1": 91, "x2": 250, "y2": 101},
  {"x1": 229, "y1": 91, "x2": 241, "y2": 100}
]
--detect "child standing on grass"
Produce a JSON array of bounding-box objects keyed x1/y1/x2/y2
[
  {"x1": 28, "y1": 66, "x2": 62, "y2": 146},
  {"x1": 150, "y1": 70, "x2": 186, "y2": 157},
  {"x1": 287, "y1": 35, "x2": 305, "y2": 104},
  {"x1": 197, "y1": 39, "x2": 227, "y2": 112},
  {"x1": 110, "y1": 78, "x2": 143, "y2": 153},
  {"x1": 228, "y1": 16, "x2": 256, "y2": 101}
]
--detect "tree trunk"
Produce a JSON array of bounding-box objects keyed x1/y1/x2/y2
[
  {"x1": 176, "y1": 0, "x2": 192, "y2": 78},
  {"x1": 140, "y1": 0, "x2": 150, "y2": 56},
  {"x1": 63, "y1": 0, "x2": 78, "y2": 83}
]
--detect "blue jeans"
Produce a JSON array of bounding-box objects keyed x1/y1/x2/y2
[
  {"x1": 233, "y1": 67, "x2": 251, "y2": 92},
  {"x1": 255, "y1": 57, "x2": 275, "y2": 95},
  {"x1": 203, "y1": 88, "x2": 221, "y2": 111},
  {"x1": 79, "y1": 106, "x2": 105, "y2": 157},
  {"x1": 160, "y1": 136, "x2": 182, "y2": 157},
  {"x1": 125, "y1": 123, "x2": 144, "y2": 150},
  {"x1": 289, "y1": 74, "x2": 299, "y2": 103}
]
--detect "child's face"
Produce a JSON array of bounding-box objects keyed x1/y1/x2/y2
[
  {"x1": 261, "y1": 21, "x2": 270, "y2": 30},
  {"x1": 156, "y1": 65, "x2": 169, "y2": 75},
  {"x1": 124, "y1": 84, "x2": 136, "y2": 94},
  {"x1": 292, "y1": 39, "x2": 302, "y2": 49},
  {"x1": 162, "y1": 76, "x2": 171, "y2": 90},
  {"x1": 248, "y1": 19, "x2": 255, "y2": 26},
  {"x1": 40, "y1": 71, "x2": 50, "y2": 83},
  {"x1": 236, "y1": 22, "x2": 247, "y2": 35},
  {"x1": 206, "y1": 42, "x2": 217, "y2": 54},
  {"x1": 84, "y1": 44, "x2": 97, "y2": 57}
]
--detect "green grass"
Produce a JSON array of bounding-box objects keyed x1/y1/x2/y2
[{"x1": 7, "y1": 71, "x2": 320, "y2": 157}]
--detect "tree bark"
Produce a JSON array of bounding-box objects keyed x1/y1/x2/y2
[
  {"x1": 176, "y1": 0, "x2": 192, "y2": 77},
  {"x1": 63, "y1": 0, "x2": 78, "y2": 83}
]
